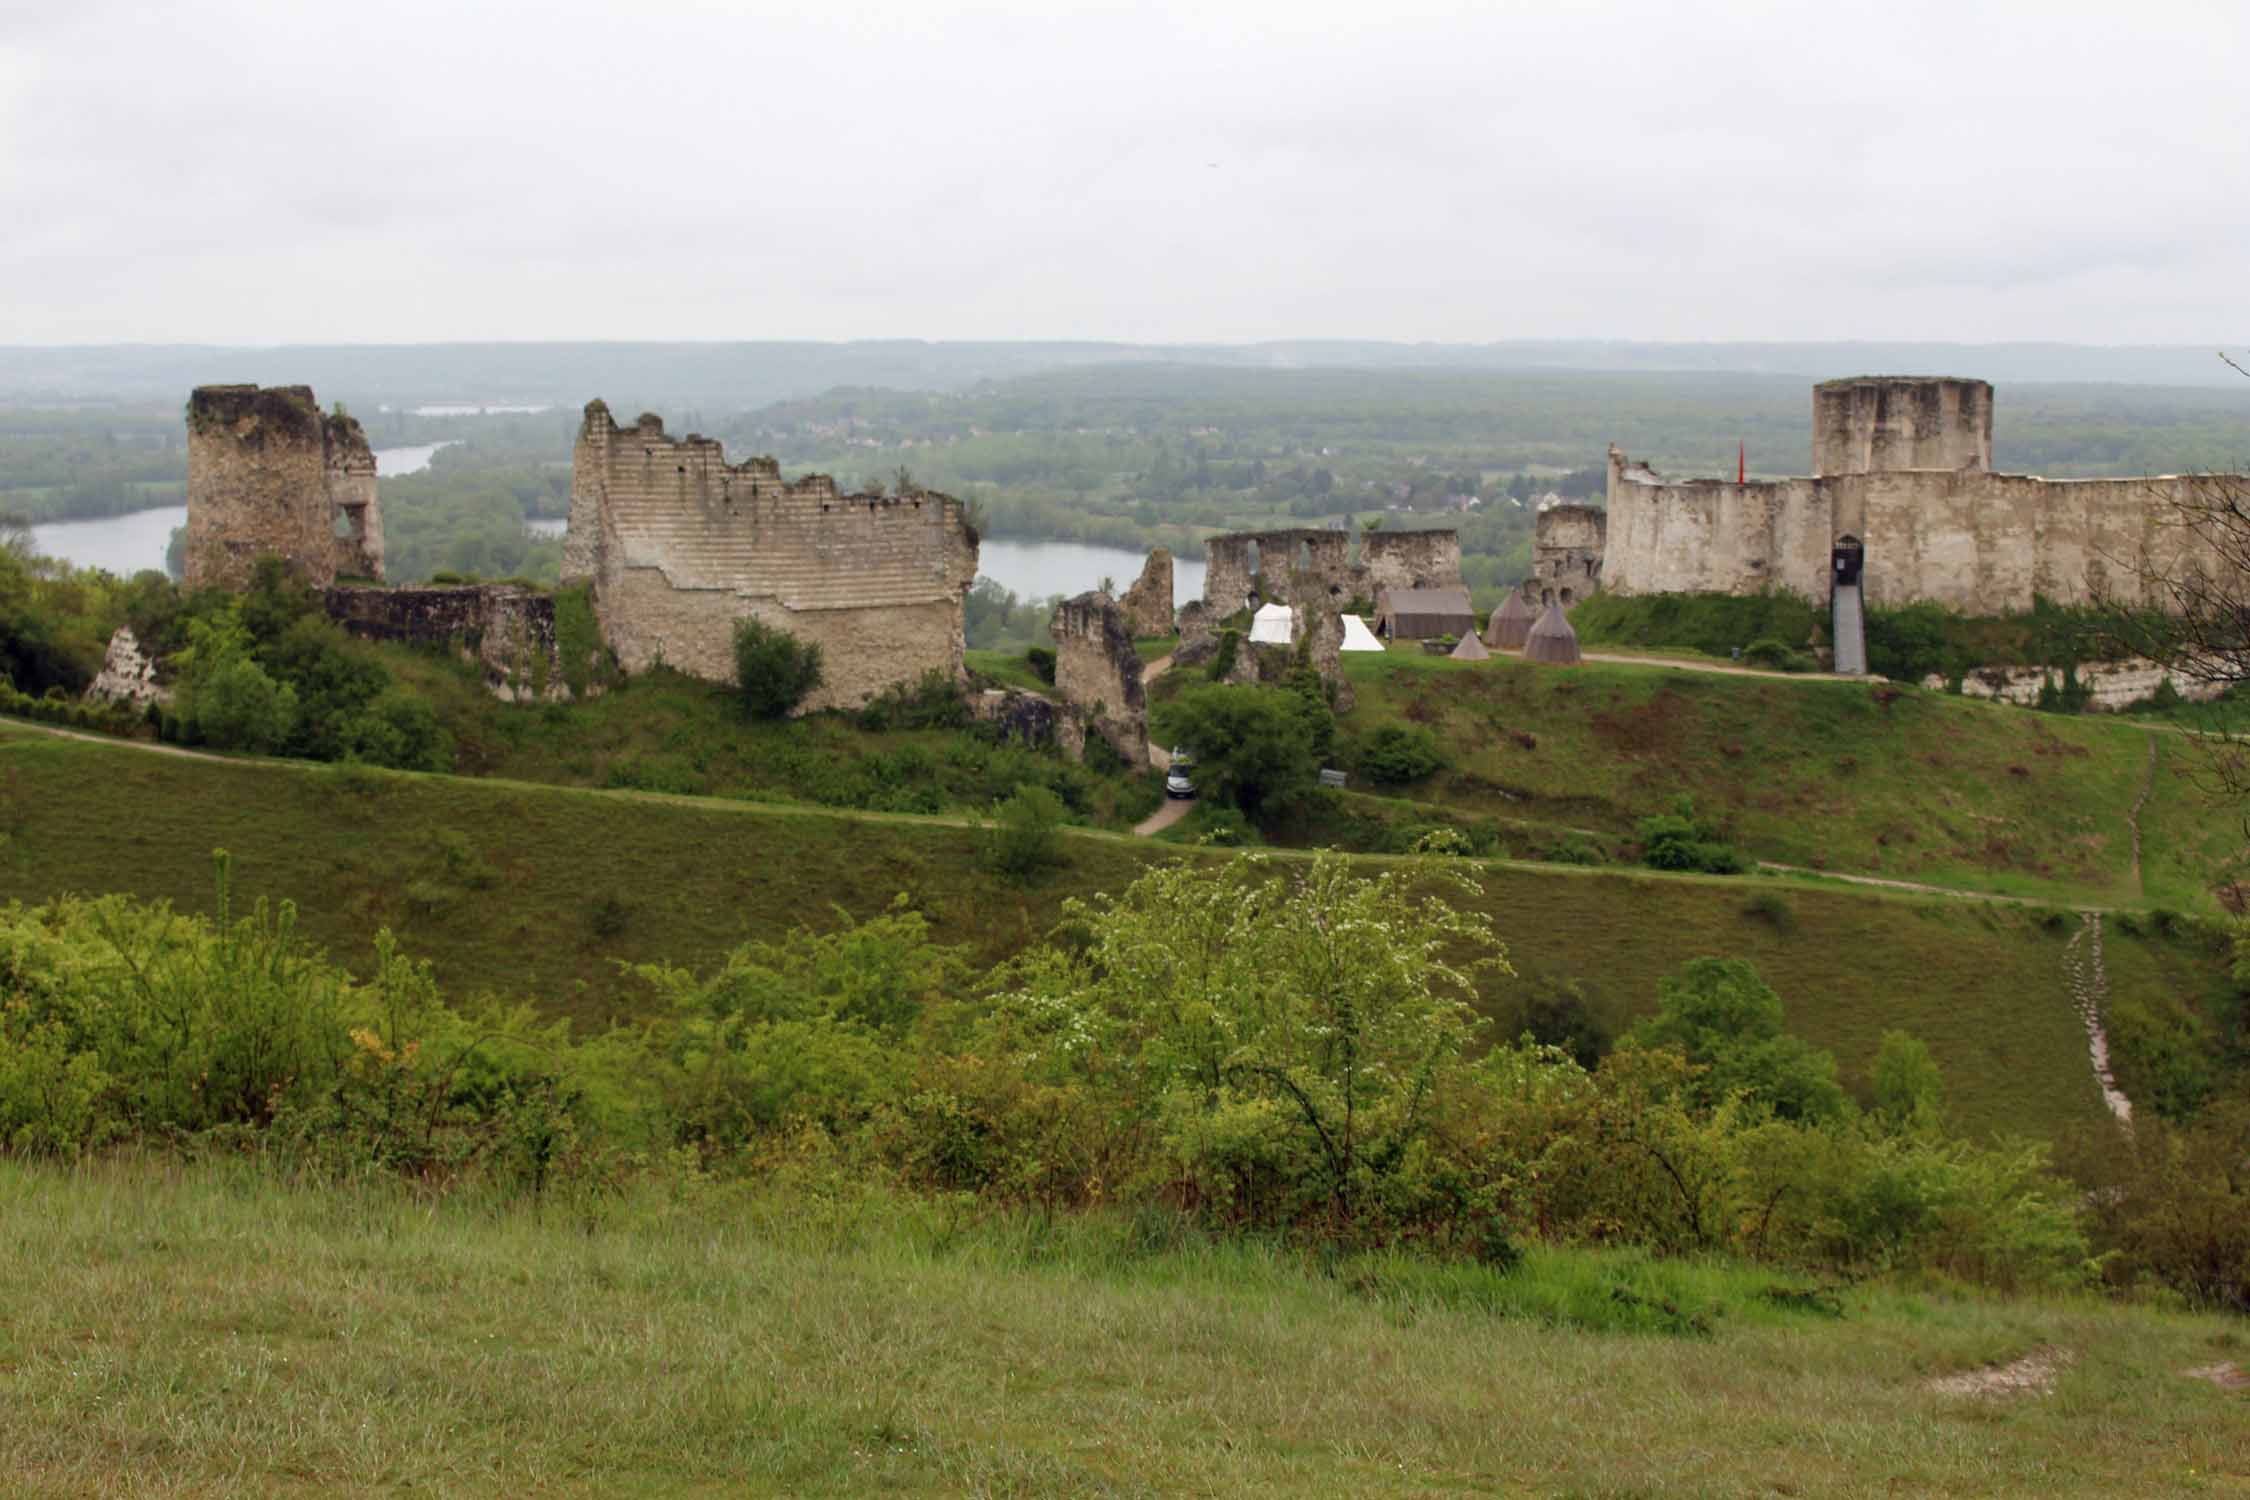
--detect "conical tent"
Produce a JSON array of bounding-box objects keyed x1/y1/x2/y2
[
  {"x1": 1522, "y1": 601, "x2": 1581, "y2": 665},
  {"x1": 1486, "y1": 589, "x2": 1536, "y2": 649},
  {"x1": 1448, "y1": 630, "x2": 1490, "y2": 661}
]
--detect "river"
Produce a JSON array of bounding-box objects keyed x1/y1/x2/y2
[
  {"x1": 522, "y1": 528, "x2": 1202, "y2": 607},
  {"x1": 36, "y1": 494, "x2": 1198, "y2": 609},
  {"x1": 26, "y1": 444, "x2": 458, "y2": 576}
]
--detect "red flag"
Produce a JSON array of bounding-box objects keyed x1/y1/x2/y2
[{"x1": 1738, "y1": 441, "x2": 1746, "y2": 485}]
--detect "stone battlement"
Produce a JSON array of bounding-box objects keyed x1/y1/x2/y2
[
  {"x1": 1594, "y1": 378, "x2": 2243, "y2": 613},
  {"x1": 561, "y1": 399, "x2": 978, "y2": 710}
]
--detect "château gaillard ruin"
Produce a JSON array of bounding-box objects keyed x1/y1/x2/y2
[
  {"x1": 559, "y1": 400, "x2": 979, "y2": 713},
  {"x1": 1580, "y1": 376, "x2": 2238, "y2": 615},
  {"x1": 180, "y1": 386, "x2": 980, "y2": 712},
  {"x1": 185, "y1": 384, "x2": 384, "y2": 589}
]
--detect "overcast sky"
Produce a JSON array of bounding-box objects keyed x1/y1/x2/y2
[{"x1": 3, "y1": 0, "x2": 2244, "y2": 346}]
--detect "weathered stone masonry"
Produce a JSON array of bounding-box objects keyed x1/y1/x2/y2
[
  {"x1": 1050, "y1": 591, "x2": 1149, "y2": 768},
  {"x1": 323, "y1": 584, "x2": 570, "y2": 703},
  {"x1": 1599, "y1": 377, "x2": 2243, "y2": 614},
  {"x1": 186, "y1": 384, "x2": 383, "y2": 589},
  {"x1": 1199, "y1": 527, "x2": 1464, "y2": 615},
  {"x1": 560, "y1": 401, "x2": 979, "y2": 712}
]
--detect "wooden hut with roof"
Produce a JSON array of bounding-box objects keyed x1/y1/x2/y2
[
  {"x1": 1374, "y1": 586, "x2": 1475, "y2": 641},
  {"x1": 1485, "y1": 589, "x2": 1536, "y2": 649},
  {"x1": 1522, "y1": 601, "x2": 1581, "y2": 665}
]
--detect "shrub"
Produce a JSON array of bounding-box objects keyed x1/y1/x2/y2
[
  {"x1": 1501, "y1": 976, "x2": 1613, "y2": 1068},
  {"x1": 194, "y1": 656, "x2": 298, "y2": 753},
  {"x1": 979, "y1": 783, "x2": 1067, "y2": 881},
  {"x1": 731, "y1": 618, "x2": 824, "y2": 720},
  {"x1": 1741, "y1": 891, "x2": 1796, "y2": 933},
  {"x1": 1025, "y1": 647, "x2": 1057, "y2": 685},
  {"x1": 1741, "y1": 637, "x2": 1802, "y2": 671},
  {"x1": 1356, "y1": 724, "x2": 1447, "y2": 785},
  {"x1": 1635, "y1": 800, "x2": 1746, "y2": 875},
  {"x1": 859, "y1": 670, "x2": 969, "y2": 732}
]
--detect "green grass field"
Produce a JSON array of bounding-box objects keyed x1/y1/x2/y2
[
  {"x1": 0, "y1": 1158, "x2": 2241, "y2": 1498},
  {"x1": 3, "y1": 720, "x2": 2215, "y2": 1142},
  {"x1": 1337, "y1": 652, "x2": 2227, "y2": 910}
]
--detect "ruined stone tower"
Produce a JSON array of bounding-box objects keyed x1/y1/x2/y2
[
  {"x1": 185, "y1": 384, "x2": 384, "y2": 589},
  {"x1": 1811, "y1": 376, "x2": 1993, "y2": 477},
  {"x1": 559, "y1": 400, "x2": 979, "y2": 712}
]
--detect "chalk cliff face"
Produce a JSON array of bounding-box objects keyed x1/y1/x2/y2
[
  {"x1": 82, "y1": 627, "x2": 169, "y2": 710},
  {"x1": 185, "y1": 384, "x2": 382, "y2": 589},
  {"x1": 1597, "y1": 378, "x2": 2248, "y2": 614},
  {"x1": 559, "y1": 401, "x2": 978, "y2": 713}
]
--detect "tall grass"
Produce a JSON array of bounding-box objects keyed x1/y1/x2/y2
[{"x1": 0, "y1": 1155, "x2": 2239, "y2": 1498}]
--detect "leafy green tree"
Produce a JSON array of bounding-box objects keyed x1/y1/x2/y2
[
  {"x1": 1871, "y1": 1030, "x2": 1945, "y2": 1131},
  {"x1": 1625, "y1": 958, "x2": 1848, "y2": 1122},
  {"x1": 995, "y1": 850, "x2": 1508, "y2": 1228},
  {"x1": 1153, "y1": 684, "x2": 1319, "y2": 819},
  {"x1": 194, "y1": 656, "x2": 298, "y2": 753},
  {"x1": 731, "y1": 617, "x2": 824, "y2": 719}
]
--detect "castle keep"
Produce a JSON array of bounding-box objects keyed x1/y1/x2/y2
[
  {"x1": 185, "y1": 384, "x2": 384, "y2": 588},
  {"x1": 1597, "y1": 376, "x2": 2233, "y2": 613},
  {"x1": 559, "y1": 401, "x2": 979, "y2": 711}
]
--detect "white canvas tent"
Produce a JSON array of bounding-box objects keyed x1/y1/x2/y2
[
  {"x1": 1339, "y1": 614, "x2": 1385, "y2": 652},
  {"x1": 1249, "y1": 602, "x2": 1297, "y2": 645}
]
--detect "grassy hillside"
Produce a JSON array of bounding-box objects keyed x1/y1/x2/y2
[
  {"x1": 2, "y1": 1158, "x2": 2241, "y2": 1498},
  {"x1": 1335, "y1": 652, "x2": 2232, "y2": 911},
  {"x1": 3, "y1": 721, "x2": 2216, "y2": 1142}
]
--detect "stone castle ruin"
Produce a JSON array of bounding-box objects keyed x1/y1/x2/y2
[
  {"x1": 178, "y1": 387, "x2": 980, "y2": 712},
  {"x1": 1530, "y1": 504, "x2": 1605, "y2": 608},
  {"x1": 1199, "y1": 526, "x2": 1464, "y2": 615},
  {"x1": 185, "y1": 384, "x2": 384, "y2": 589},
  {"x1": 559, "y1": 400, "x2": 979, "y2": 712},
  {"x1": 1049, "y1": 591, "x2": 1149, "y2": 767},
  {"x1": 1594, "y1": 376, "x2": 2238, "y2": 614}
]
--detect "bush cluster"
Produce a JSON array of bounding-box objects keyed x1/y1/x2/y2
[
  {"x1": 1634, "y1": 798, "x2": 1747, "y2": 875},
  {"x1": 0, "y1": 851, "x2": 2138, "y2": 1296}
]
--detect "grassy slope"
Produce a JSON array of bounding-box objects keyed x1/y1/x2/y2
[
  {"x1": 1, "y1": 1160, "x2": 2243, "y2": 1499},
  {"x1": 378, "y1": 649, "x2": 1157, "y2": 829},
  {"x1": 0, "y1": 722, "x2": 2194, "y2": 1142},
  {"x1": 1338, "y1": 652, "x2": 2226, "y2": 909}
]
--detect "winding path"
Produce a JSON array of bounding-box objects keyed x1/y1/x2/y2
[{"x1": 1132, "y1": 653, "x2": 1191, "y2": 837}]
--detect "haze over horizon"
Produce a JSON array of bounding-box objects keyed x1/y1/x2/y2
[{"x1": 4, "y1": 1, "x2": 2245, "y2": 349}]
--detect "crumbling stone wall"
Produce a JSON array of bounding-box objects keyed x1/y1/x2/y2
[
  {"x1": 324, "y1": 584, "x2": 572, "y2": 702},
  {"x1": 1199, "y1": 526, "x2": 1460, "y2": 616},
  {"x1": 560, "y1": 401, "x2": 978, "y2": 712},
  {"x1": 1119, "y1": 548, "x2": 1175, "y2": 637},
  {"x1": 1049, "y1": 591, "x2": 1148, "y2": 767},
  {"x1": 1531, "y1": 505, "x2": 1606, "y2": 607},
  {"x1": 1924, "y1": 657, "x2": 2228, "y2": 711},
  {"x1": 185, "y1": 384, "x2": 384, "y2": 589},
  {"x1": 1202, "y1": 528, "x2": 1354, "y2": 613},
  {"x1": 1360, "y1": 529, "x2": 1465, "y2": 599},
  {"x1": 1598, "y1": 378, "x2": 2244, "y2": 613}
]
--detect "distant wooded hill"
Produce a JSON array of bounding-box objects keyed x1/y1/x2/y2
[{"x1": 2, "y1": 337, "x2": 2243, "y2": 409}]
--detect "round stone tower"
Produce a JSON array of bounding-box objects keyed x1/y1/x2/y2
[{"x1": 1812, "y1": 376, "x2": 1992, "y2": 477}]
